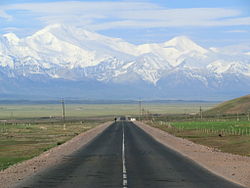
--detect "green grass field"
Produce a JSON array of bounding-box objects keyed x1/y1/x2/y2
[
  {"x1": 171, "y1": 121, "x2": 250, "y2": 132},
  {"x1": 149, "y1": 120, "x2": 250, "y2": 156}
]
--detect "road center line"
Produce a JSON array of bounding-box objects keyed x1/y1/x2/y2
[{"x1": 122, "y1": 121, "x2": 128, "y2": 188}]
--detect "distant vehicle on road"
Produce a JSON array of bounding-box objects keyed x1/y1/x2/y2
[
  {"x1": 119, "y1": 116, "x2": 126, "y2": 121},
  {"x1": 118, "y1": 116, "x2": 136, "y2": 121},
  {"x1": 129, "y1": 117, "x2": 136, "y2": 121}
]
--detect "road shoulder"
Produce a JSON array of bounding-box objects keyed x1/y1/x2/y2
[
  {"x1": 0, "y1": 121, "x2": 112, "y2": 188},
  {"x1": 135, "y1": 121, "x2": 250, "y2": 188}
]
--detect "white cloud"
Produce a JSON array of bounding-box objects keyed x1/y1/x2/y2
[
  {"x1": 117, "y1": 8, "x2": 240, "y2": 21},
  {"x1": 0, "y1": 9, "x2": 12, "y2": 20},
  {"x1": 1, "y1": 1, "x2": 250, "y2": 31},
  {"x1": 1, "y1": 27, "x2": 20, "y2": 32},
  {"x1": 217, "y1": 17, "x2": 250, "y2": 26},
  {"x1": 225, "y1": 30, "x2": 248, "y2": 33}
]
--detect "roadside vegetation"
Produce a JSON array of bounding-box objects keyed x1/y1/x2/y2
[
  {"x1": 148, "y1": 119, "x2": 250, "y2": 156},
  {"x1": 142, "y1": 94, "x2": 250, "y2": 156},
  {"x1": 0, "y1": 120, "x2": 102, "y2": 170}
]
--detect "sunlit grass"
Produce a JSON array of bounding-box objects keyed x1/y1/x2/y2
[
  {"x1": 149, "y1": 120, "x2": 250, "y2": 156},
  {"x1": 0, "y1": 121, "x2": 101, "y2": 170}
]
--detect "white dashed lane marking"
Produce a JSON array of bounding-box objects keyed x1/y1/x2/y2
[{"x1": 122, "y1": 122, "x2": 128, "y2": 188}]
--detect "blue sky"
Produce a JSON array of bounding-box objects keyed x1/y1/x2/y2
[{"x1": 0, "y1": 0, "x2": 250, "y2": 47}]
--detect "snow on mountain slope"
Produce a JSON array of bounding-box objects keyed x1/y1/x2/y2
[
  {"x1": 25, "y1": 31, "x2": 98, "y2": 68},
  {"x1": 0, "y1": 24, "x2": 250, "y2": 99},
  {"x1": 0, "y1": 36, "x2": 15, "y2": 68},
  {"x1": 37, "y1": 24, "x2": 139, "y2": 56},
  {"x1": 130, "y1": 53, "x2": 172, "y2": 84},
  {"x1": 0, "y1": 24, "x2": 139, "y2": 72},
  {"x1": 83, "y1": 53, "x2": 172, "y2": 84},
  {"x1": 138, "y1": 36, "x2": 208, "y2": 67},
  {"x1": 27, "y1": 23, "x2": 138, "y2": 65},
  {"x1": 212, "y1": 44, "x2": 250, "y2": 55},
  {"x1": 207, "y1": 60, "x2": 250, "y2": 76},
  {"x1": 3, "y1": 33, "x2": 20, "y2": 45},
  {"x1": 164, "y1": 36, "x2": 207, "y2": 53}
]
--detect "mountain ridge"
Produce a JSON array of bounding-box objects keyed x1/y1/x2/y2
[{"x1": 0, "y1": 24, "x2": 249, "y2": 99}]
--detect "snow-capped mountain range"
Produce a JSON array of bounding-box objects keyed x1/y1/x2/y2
[{"x1": 0, "y1": 24, "x2": 250, "y2": 99}]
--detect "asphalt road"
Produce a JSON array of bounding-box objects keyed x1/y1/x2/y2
[{"x1": 17, "y1": 121, "x2": 243, "y2": 188}]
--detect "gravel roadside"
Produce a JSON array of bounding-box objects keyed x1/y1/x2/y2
[
  {"x1": 0, "y1": 121, "x2": 112, "y2": 188},
  {"x1": 135, "y1": 121, "x2": 250, "y2": 188}
]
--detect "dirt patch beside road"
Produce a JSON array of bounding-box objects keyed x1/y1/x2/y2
[
  {"x1": 0, "y1": 121, "x2": 112, "y2": 188},
  {"x1": 135, "y1": 121, "x2": 250, "y2": 187}
]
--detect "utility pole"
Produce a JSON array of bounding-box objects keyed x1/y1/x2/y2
[
  {"x1": 217, "y1": 111, "x2": 220, "y2": 121},
  {"x1": 10, "y1": 112, "x2": 13, "y2": 120},
  {"x1": 139, "y1": 99, "x2": 142, "y2": 121},
  {"x1": 61, "y1": 98, "x2": 66, "y2": 124},
  {"x1": 200, "y1": 106, "x2": 203, "y2": 120}
]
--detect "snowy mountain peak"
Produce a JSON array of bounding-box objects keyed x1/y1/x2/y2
[
  {"x1": 33, "y1": 23, "x2": 73, "y2": 34},
  {"x1": 31, "y1": 24, "x2": 92, "y2": 41},
  {"x1": 164, "y1": 36, "x2": 207, "y2": 54},
  {"x1": 165, "y1": 35, "x2": 190, "y2": 44},
  {"x1": 3, "y1": 33, "x2": 19, "y2": 44},
  {"x1": 29, "y1": 24, "x2": 139, "y2": 57},
  {"x1": 33, "y1": 24, "x2": 122, "y2": 44},
  {"x1": 137, "y1": 36, "x2": 209, "y2": 67},
  {"x1": 0, "y1": 24, "x2": 250, "y2": 99},
  {"x1": 31, "y1": 23, "x2": 77, "y2": 39}
]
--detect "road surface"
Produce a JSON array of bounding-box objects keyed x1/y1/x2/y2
[{"x1": 17, "y1": 121, "x2": 243, "y2": 188}]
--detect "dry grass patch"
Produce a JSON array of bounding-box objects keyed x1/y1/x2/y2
[{"x1": 0, "y1": 121, "x2": 101, "y2": 170}]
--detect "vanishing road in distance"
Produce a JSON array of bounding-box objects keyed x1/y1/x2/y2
[{"x1": 17, "y1": 121, "x2": 243, "y2": 188}]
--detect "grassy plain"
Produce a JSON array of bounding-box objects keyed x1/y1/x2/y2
[
  {"x1": 0, "y1": 121, "x2": 101, "y2": 170},
  {"x1": 0, "y1": 102, "x2": 216, "y2": 119},
  {"x1": 149, "y1": 120, "x2": 250, "y2": 156}
]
